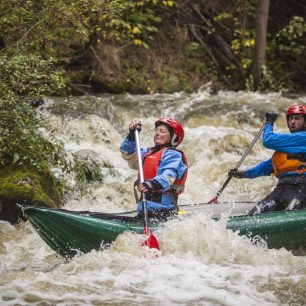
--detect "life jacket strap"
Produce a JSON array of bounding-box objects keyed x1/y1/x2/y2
[{"x1": 287, "y1": 154, "x2": 306, "y2": 162}]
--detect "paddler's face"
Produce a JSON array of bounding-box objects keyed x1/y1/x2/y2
[
  {"x1": 287, "y1": 114, "x2": 305, "y2": 132},
  {"x1": 154, "y1": 124, "x2": 171, "y2": 146}
]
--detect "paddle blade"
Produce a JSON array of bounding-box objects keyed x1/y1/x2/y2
[
  {"x1": 208, "y1": 196, "x2": 218, "y2": 204},
  {"x1": 143, "y1": 226, "x2": 160, "y2": 250}
]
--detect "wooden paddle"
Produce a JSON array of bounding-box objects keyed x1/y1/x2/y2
[
  {"x1": 134, "y1": 129, "x2": 160, "y2": 250},
  {"x1": 208, "y1": 123, "x2": 266, "y2": 204}
]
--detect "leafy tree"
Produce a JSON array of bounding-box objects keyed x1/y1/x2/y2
[
  {"x1": 0, "y1": 99, "x2": 69, "y2": 173},
  {"x1": 268, "y1": 16, "x2": 306, "y2": 90}
]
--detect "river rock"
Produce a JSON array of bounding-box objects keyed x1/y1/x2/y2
[{"x1": 0, "y1": 164, "x2": 61, "y2": 224}]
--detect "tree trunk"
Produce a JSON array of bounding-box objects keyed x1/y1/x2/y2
[{"x1": 251, "y1": 0, "x2": 270, "y2": 89}]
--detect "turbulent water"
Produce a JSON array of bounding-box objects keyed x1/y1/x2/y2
[{"x1": 1, "y1": 89, "x2": 306, "y2": 305}]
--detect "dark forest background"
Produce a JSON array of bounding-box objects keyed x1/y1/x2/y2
[{"x1": 1, "y1": 0, "x2": 306, "y2": 97}]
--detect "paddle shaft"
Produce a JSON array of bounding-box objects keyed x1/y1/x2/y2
[
  {"x1": 134, "y1": 129, "x2": 150, "y2": 229},
  {"x1": 208, "y1": 123, "x2": 266, "y2": 204}
]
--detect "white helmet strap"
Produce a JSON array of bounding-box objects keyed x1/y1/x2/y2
[{"x1": 171, "y1": 134, "x2": 178, "y2": 147}]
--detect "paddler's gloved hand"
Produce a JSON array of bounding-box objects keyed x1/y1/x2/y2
[
  {"x1": 127, "y1": 120, "x2": 142, "y2": 141},
  {"x1": 228, "y1": 169, "x2": 244, "y2": 179},
  {"x1": 138, "y1": 179, "x2": 162, "y2": 192},
  {"x1": 265, "y1": 112, "x2": 278, "y2": 124}
]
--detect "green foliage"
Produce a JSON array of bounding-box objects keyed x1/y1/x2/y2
[
  {"x1": 0, "y1": 0, "x2": 175, "y2": 93},
  {"x1": 214, "y1": 12, "x2": 232, "y2": 22},
  {"x1": 72, "y1": 156, "x2": 115, "y2": 184},
  {"x1": 0, "y1": 0, "x2": 175, "y2": 97},
  {"x1": 183, "y1": 42, "x2": 203, "y2": 57},
  {"x1": 72, "y1": 156, "x2": 115, "y2": 197},
  {"x1": 273, "y1": 16, "x2": 306, "y2": 56},
  {"x1": 0, "y1": 99, "x2": 70, "y2": 175},
  {"x1": 99, "y1": 0, "x2": 173, "y2": 48},
  {"x1": 158, "y1": 71, "x2": 180, "y2": 93},
  {"x1": 266, "y1": 16, "x2": 306, "y2": 91},
  {"x1": 209, "y1": 2, "x2": 258, "y2": 82},
  {"x1": 276, "y1": 17, "x2": 306, "y2": 44},
  {"x1": 0, "y1": 0, "x2": 101, "y2": 58},
  {"x1": 245, "y1": 65, "x2": 281, "y2": 92},
  {"x1": 0, "y1": 54, "x2": 67, "y2": 97}
]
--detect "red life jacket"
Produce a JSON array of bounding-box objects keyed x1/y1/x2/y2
[
  {"x1": 272, "y1": 152, "x2": 306, "y2": 178},
  {"x1": 142, "y1": 147, "x2": 188, "y2": 195}
]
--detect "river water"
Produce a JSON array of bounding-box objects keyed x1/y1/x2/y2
[{"x1": 1, "y1": 89, "x2": 306, "y2": 305}]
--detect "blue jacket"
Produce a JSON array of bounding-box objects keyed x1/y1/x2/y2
[
  {"x1": 120, "y1": 138, "x2": 188, "y2": 211},
  {"x1": 243, "y1": 123, "x2": 306, "y2": 179}
]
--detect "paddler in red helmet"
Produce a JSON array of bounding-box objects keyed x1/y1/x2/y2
[
  {"x1": 120, "y1": 118, "x2": 188, "y2": 220},
  {"x1": 229, "y1": 104, "x2": 306, "y2": 215}
]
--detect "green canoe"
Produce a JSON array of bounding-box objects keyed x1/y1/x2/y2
[{"x1": 22, "y1": 204, "x2": 306, "y2": 258}]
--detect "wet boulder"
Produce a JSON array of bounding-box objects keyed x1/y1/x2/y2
[{"x1": 0, "y1": 164, "x2": 62, "y2": 224}]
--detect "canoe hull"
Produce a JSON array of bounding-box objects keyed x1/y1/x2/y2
[
  {"x1": 23, "y1": 205, "x2": 306, "y2": 258},
  {"x1": 230, "y1": 210, "x2": 306, "y2": 250},
  {"x1": 24, "y1": 208, "x2": 144, "y2": 258}
]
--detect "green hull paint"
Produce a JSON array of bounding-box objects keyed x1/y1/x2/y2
[{"x1": 23, "y1": 206, "x2": 306, "y2": 258}]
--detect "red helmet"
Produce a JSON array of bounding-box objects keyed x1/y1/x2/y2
[
  {"x1": 286, "y1": 104, "x2": 306, "y2": 119},
  {"x1": 155, "y1": 118, "x2": 184, "y2": 147}
]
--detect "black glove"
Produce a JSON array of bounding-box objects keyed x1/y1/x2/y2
[
  {"x1": 127, "y1": 121, "x2": 142, "y2": 141},
  {"x1": 127, "y1": 130, "x2": 136, "y2": 141},
  {"x1": 265, "y1": 112, "x2": 278, "y2": 124},
  {"x1": 142, "y1": 180, "x2": 156, "y2": 191},
  {"x1": 228, "y1": 169, "x2": 244, "y2": 179},
  {"x1": 142, "y1": 179, "x2": 162, "y2": 191}
]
